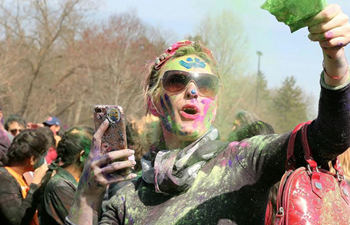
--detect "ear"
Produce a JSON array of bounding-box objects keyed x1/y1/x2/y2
[
  {"x1": 147, "y1": 96, "x2": 161, "y2": 117},
  {"x1": 29, "y1": 156, "x2": 36, "y2": 167},
  {"x1": 79, "y1": 150, "x2": 85, "y2": 163}
]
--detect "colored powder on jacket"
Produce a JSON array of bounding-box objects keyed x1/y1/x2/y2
[{"x1": 99, "y1": 79, "x2": 350, "y2": 225}]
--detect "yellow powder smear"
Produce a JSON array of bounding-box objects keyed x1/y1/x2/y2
[{"x1": 319, "y1": 184, "x2": 350, "y2": 225}]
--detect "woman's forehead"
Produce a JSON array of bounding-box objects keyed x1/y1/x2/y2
[{"x1": 160, "y1": 54, "x2": 214, "y2": 75}]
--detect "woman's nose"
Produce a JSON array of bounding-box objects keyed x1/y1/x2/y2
[{"x1": 185, "y1": 82, "x2": 199, "y2": 99}]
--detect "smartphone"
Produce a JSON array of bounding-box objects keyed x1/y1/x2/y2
[{"x1": 94, "y1": 105, "x2": 130, "y2": 175}]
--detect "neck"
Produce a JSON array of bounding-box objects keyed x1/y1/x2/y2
[
  {"x1": 64, "y1": 164, "x2": 82, "y2": 181},
  {"x1": 162, "y1": 127, "x2": 194, "y2": 150},
  {"x1": 7, "y1": 164, "x2": 29, "y2": 176}
]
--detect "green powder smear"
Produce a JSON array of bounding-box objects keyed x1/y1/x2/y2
[{"x1": 261, "y1": 0, "x2": 327, "y2": 32}]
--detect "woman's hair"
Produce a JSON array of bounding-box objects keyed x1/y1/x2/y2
[
  {"x1": 143, "y1": 41, "x2": 218, "y2": 113},
  {"x1": 36, "y1": 127, "x2": 55, "y2": 150},
  {"x1": 56, "y1": 126, "x2": 93, "y2": 168},
  {"x1": 338, "y1": 148, "x2": 350, "y2": 179},
  {"x1": 5, "y1": 129, "x2": 48, "y2": 166},
  {"x1": 39, "y1": 126, "x2": 93, "y2": 208},
  {"x1": 329, "y1": 148, "x2": 350, "y2": 180}
]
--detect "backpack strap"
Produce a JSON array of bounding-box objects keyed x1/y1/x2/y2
[
  {"x1": 300, "y1": 123, "x2": 320, "y2": 174},
  {"x1": 301, "y1": 124, "x2": 312, "y2": 160},
  {"x1": 286, "y1": 121, "x2": 311, "y2": 170},
  {"x1": 300, "y1": 123, "x2": 344, "y2": 177}
]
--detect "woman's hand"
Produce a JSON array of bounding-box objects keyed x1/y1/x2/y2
[
  {"x1": 308, "y1": 4, "x2": 350, "y2": 86},
  {"x1": 68, "y1": 120, "x2": 137, "y2": 224},
  {"x1": 308, "y1": 4, "x2": 350, "y2": 57},
  {"x1": 31, "y1": 163, "x2": 49, "y2": 186},
  {"x1": 80, "y1": 119, "x2": 137, "y2": 196}
]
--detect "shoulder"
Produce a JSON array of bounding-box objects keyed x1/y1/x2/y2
[
  {"x1": 0, "y1": 167, "x2": 9, "y2": 176},
  {"x1": 107, "y1": 177, "x2": 143, "y2": 202},
  {"x1": 212, "y1": 133, "x2": 288, "y2": 169},
  {"x1": 103, "y1": 179, "x2": 137, "y2": 212},
  {"x1": 0, "y1": 167, "x2": 17, "y2": 186},
  {"x1": 113, "y1": 177, "x2": 140, "y2": 195},
  {"x1": 0, "y1": 168, "x2": 21, "y2": 204},
  {"x1": 227, "y1": 133, "x2": 287, "y2": 153},
  {"x1": 45, "y1": 173, "x2": 76, "y2": 195}
]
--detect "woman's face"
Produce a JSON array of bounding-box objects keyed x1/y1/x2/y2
[{"x1": 154, "y1": 54, "x2": 218, "y2": 141}]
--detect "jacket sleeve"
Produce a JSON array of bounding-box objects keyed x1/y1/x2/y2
[
  {"x1": 307, "y1": 76, "x2": 350, "y2": 164},
  {"x1": 43, "y1": 180, "x2": 76, "y2": 225},
  {"x1": 99, "y1": 194, "x2": 125, "y2": 225},
  {"x1": 232, "y1": 79, "x2": 350, "y2": 187},
  {"x1": 0, "y1": 174, "x2": 40, "y2": 225}
]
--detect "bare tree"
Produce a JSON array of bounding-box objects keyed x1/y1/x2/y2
[
  {"x1": 0, "y1": 0, "x2": 91, "y2": 120},
  {"x1": 0, "y1": 1, "x2": 167, "y2": 128},
  {"x1": 193, "y1": 11, "x2": 252, "y2": 136}
]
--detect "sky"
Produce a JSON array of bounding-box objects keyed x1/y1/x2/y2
[{"x1": 94, "y1": 0, "x2": 350, "y2": 110}]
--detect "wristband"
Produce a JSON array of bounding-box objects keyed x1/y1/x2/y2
[{"x1": 323, "y1": 62, "x2": 348, "y2": 80}]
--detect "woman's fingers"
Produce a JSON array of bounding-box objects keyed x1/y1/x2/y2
[
  {"x1": 95, "y1": 172, "x2": 138, "y2": 186},
  {"x1": 91, "y1": 119, "x2": 109, "y2": 155},
  {"x1": 307, "y1": 4, "x2": 350, "y2": 58},
  {"x1": 319, "y1": 37, "x2": 348, "y2": 48},
  {"x1": 106, "y1": 173, "x2": 138, "y2": 185},
  {"x1": 101, "y1": 160, "x2": 136, "y2": 175},
  {"x1": 91, "y1": 149, "x2": 135, "y2": 168},
  {"x1": 93, "y1": 119, "x2": 109, "y2": 141},
  {"x1": 308, "y1": 16, "x2": 350, "y2": 41},
  {"x1": 92, "y1": 159, "x2": 137, "y2": 187},
  {"x1": 308, "y1": 25, "x2": 350, "y2": 44},
  {"x1": 308, "y1": 4, "x2": 341, "y2": 27},
  {"x1": 309, "y1": 12, "x2": 349, "y2": 34}
]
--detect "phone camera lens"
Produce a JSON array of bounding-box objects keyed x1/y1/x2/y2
[{"x1": 107, "y1": 108, "x2": 120, "y2": 123}]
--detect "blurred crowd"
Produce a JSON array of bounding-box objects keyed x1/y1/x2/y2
[
  {"x1": 0, "y1": 107, "x2": 145, "y2": 225},
  {"x1": 0, "y1": 106, "x2": 349, "y2": 225}
]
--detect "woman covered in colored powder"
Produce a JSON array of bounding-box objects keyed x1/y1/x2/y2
[
  {"x1": 66, "y1": 4, "x2": 350, "y2": 225},
  {"x1": 0, "y1": 129, "x2": 49, "y2": 225},
  {"x1": 39, "y1": 127, "x2": 93, "y2": 225}
]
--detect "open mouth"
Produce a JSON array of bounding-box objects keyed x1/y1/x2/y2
[
  {"x1": 184, "y1": 107, "x2": 197, "y2": 114},
  {"x1": 180, "y1": 104, "x2": 200, "y2": 119}
]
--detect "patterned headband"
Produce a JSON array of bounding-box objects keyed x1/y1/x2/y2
[{"x1": 153, "y1": 40, "x2": 215, "y2": 70}]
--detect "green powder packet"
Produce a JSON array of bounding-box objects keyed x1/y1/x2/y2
[{"x1": 261, "y1": 0, "x2": 327, "y2": 32}]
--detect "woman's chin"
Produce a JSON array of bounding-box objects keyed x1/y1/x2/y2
[{"x1": 178, "y1": 127, "x2": 206, "y2": 139}]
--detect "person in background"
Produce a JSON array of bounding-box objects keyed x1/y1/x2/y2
[
  {"x1": 227, "y1": 110, "x2": 275, "y2": 142},
  {"x1": 21, "y1": 127, "x2": 56, "y2": 186},
  {"x1": 43, "y1": 116, "x2": 62, "y2": 165},
  {"x1": 0, "y1": 107, "x2": 11, "y2": 166},
  {"x1": 38, "y1": 127, "x2": 58, "y2": 165},
  {"x1": 5, "y1": 114, "x2": 26, "y2": 138},
  {"x1": 226, "y1": 111, "x2": 277, "y2": 225},
  {"x1": 39, "y1": 127, "x2": 93, "y2": 225},
  {"x1": 43, "y1": 116, "x2": 62, "y2": 147},
  {"x1": 0, "y1": 129, "x2": 49, "y2": 225}
]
